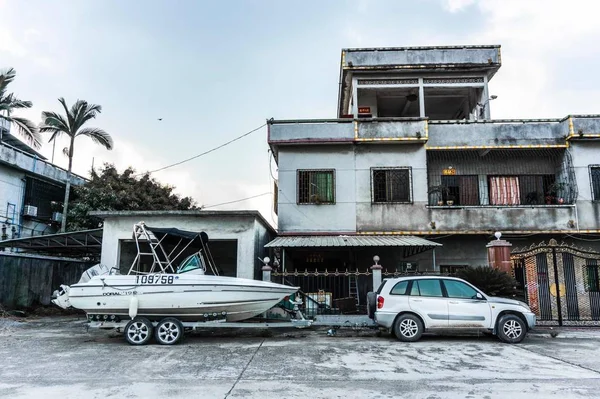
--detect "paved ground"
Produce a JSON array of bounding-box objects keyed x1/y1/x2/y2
[{"x1": 2, "y1": 317, "x2": 600, "y2": 398}]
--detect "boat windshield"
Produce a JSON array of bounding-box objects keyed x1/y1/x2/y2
[{"x1": 177, "y1": 254, "x2": 204, "y2": 274}]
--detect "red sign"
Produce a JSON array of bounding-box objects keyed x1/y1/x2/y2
[{"x1": 358, "y1": 107, "x2": 371, "y2": 114}]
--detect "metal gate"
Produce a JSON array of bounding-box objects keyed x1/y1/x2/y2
[{"x1": 511, "y1": 239, "x2": 600, "y2": 326}]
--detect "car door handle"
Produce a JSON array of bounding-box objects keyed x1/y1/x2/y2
[
  {"x1": 411, "y1": 299, "x2": 423, "y2": 302},
  {"x1": 449, "y1": 301, "x2": 459, "y2": 304}
]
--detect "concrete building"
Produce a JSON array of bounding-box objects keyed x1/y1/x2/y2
[
  {"x1": 0, "y1": 116, "x2": 86, "y2": 239},
  {"x1": 90, "y1": 210, "x2": 276, "y2": 280},
  {"x1": 266, "y1": 45, "x2": 600, "y2": 305}
]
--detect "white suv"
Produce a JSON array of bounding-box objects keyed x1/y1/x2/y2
[{"x1": 368, "y1": 276, "x2": 536, "y2": 343}]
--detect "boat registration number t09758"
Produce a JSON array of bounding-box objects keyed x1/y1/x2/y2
[{"x1": 136, "y1": 275, "x2": 175, "y2": 285}]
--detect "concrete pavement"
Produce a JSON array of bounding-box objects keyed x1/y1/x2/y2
[{"x1": 1, "y1": 317, "x2": 600, "y2": 398}]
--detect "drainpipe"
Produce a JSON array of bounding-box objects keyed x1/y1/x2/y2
[{"x1": 432, "y1": 248, "x2": 437, "y2": 272}]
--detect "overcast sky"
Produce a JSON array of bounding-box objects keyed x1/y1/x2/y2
[{"x1": 2, "y1": 0, "x2": 599, "y2": 228}]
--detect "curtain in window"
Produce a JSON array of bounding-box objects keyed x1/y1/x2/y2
[
  {"x1": 458, "y1": 176, "x2": 479, "y2": 205},
  {"x1": 311, "y1": 172, "x2": 334, "y2": 203},
  {"x1": 490, "y1": 176, "x2": 520, "y2": 205}
]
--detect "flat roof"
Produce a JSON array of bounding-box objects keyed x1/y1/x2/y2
[
  {"x1": 0, "y1": 228, "x2": 103, "y2": 258},
  {"x1": 89, "y1": 209, "x2": 277, "y2": 234},
  {"x1": 0, "y1": 131, "x2": 46, "y2": 159}
]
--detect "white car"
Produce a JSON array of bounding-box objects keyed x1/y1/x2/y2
[{"x1": 367, "y1": 276, "x2": 536, "y2": 343}]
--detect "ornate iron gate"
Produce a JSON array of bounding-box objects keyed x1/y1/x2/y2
[{"x1": 511, "y1": 239, "x2": 600, "y2": 326}]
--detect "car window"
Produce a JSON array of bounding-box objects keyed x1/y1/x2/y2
[
  {"x1": 443, "y1": 280, "x2": 478, "y2": 299},
  {"x1": 390, "y1": 280, "x2": 409, "y2": 295},
  {"x1": 411, "y1": 279, "x2": 443, "y2": 297}
]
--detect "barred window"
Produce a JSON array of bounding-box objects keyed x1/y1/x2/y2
[
  {"x1": 372, "y1": 168, "x2": 412, "y2": 203},
  {"x1": 584, "y1": 262, "x2": 599, "y2": 292},
  {"x1": 591, "y1": 166, "x2": 600, "y2": 201},
  {"x1": 297, "y1": 170, "x2": 335, "y2": 204},
  {"x1": 488, "y1": 175, "x2": 556, "y2": 206},
  {"x1": 441, "y1": 175, "x2": 479, "y2": 205}
]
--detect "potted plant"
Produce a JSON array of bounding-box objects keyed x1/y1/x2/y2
[
  {"x1": 546, "y1": 182, "x2": 567, "y2": 205},
  {"x1": 428, "y1": 185, "x2": 449, "y2": 206},
  {"x1": 446, "y1": 195, "x2": 455, "y2": 206}
]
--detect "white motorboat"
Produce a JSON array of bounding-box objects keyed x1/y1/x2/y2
[{"x1": 52, "y1": 223, "x2": 298, "y2": 324}]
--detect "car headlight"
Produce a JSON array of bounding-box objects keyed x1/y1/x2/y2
[{"x1": 518, "y1": 301, "x2": 531, "y2": 312}]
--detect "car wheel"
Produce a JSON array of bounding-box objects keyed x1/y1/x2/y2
[
  {"x1": 497, "y1": 314, "x2": 527, "y2": 344},
  {"x1": 366, "y1": 292, "x2": 377, "y2": 319},
  {"x1": 124, "y1": 317, "x2": 153, "y2": 345},
  {"x1": 393, "y1": 314, "x2": 423, "y2": 342}
]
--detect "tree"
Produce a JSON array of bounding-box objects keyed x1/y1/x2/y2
[
  {"x1": 40, "y1": 98, "x2": 113, "y2": 232},
  {"x1": 0, "y1": 68, "x2": 41, "y2": 148},
  {"x1": 67, "y1": 163, "x2": 197, "y2": 231}
]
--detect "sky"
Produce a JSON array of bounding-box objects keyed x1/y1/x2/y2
[{"x1": 2, "y1": 0, "x2": 599, "y2": 228}]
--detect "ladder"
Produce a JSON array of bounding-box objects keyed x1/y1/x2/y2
[{"x1": 348, "y1": 275, "x2": 359, "y2": 306}]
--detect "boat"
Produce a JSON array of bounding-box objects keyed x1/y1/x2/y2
[{"x1": 52, "y1": 222, "x2": 299, "y2": 325}]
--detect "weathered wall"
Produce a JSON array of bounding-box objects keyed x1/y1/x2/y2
[
  {"x1": 0, "y1": 252, "x2": 93, "y2": 309},
  {"x1": 570, "y1": 142, "x2": 600, "y2": 230},
  {"x1": 0, "y1": 164, "x2": 24, "y2": 229},
  {"x1": 99, "y1": 214, "x2": 272, "y2": 280},
  {"x1": 277, "y1": 145, "x2": 357, "y2": 233}
]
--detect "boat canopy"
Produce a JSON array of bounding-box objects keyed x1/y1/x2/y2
[{"x1": 145, "y1": 226, "x2": 209, "y2": 246}]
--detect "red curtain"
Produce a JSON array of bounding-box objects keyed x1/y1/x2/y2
[{"x1": 490, "y1": 177, "x2": 520, "y2": 205}]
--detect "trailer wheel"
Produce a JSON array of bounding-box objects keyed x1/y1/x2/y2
[
  {"x1": 155, "y1": 318, "x2": 184, "y2": 345},
  {"x1": 124, "y1": 317, "x2": 153, "y2": 345}
]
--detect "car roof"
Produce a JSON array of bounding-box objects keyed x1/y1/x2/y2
[{"x1": 384, "y1": 275, "x2": 464, "y2": 282}]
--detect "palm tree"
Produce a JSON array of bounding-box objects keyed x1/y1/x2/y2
[
  {"x1": 0, "y1": 68, "x2": 41, "y2": 148},
  {"x1": 40, "y1": 98, "x2": 113, "y2": 232}
]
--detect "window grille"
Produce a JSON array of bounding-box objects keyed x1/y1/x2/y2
[
  {"x1": 426, "y1": 149, "x2": 577, "y2": 206},
  {"x1": 371, "y1": 167, "x2": 412, "y2": 203},
  {"x1": 297, "y1": 170, "x2": 335, "y2": 204},
  {"x1": 23, "y1": 177, "x2": 65, "y2": 220},
  {"x1": 590, "y1": 166, "x2": 600, "y2": 202},
  {"x1": 584, "y1": 262, "x2": 599, "y2": 292}
]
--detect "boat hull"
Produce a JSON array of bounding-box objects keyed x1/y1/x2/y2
[{"x1": 63, "y1": 274, "x2": 298, "y2": 322}]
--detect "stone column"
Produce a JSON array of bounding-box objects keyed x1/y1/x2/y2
[
  {"x1": 487, "y1": 232, "x2": 513, "y2": 274},
  {"x1": 371, "y1": 255, "x2": 383, "y2": 290},
  {"x1": 262, "y1": 257, "x2": 273, "y2": 282}
]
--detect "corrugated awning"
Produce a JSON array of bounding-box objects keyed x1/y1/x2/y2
[
  {"x1": 0, "y1": 228, "x2": 103, "y2": 258},
  {"x1": 265, "y1": 235, "x2": 441, "y2": 257}
]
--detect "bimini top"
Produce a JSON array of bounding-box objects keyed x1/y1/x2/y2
[{"x1": 146, "y1": 226, "x2": 209, "y2": 246}]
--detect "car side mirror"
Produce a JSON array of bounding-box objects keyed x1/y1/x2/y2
[{"x1": 475, "y1": 292, "x2": 484, "y2": 300}]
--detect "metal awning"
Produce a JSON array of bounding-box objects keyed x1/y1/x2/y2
[
  {"x1": 265, "y1": 235, "x2": 442, "y2": 257},
  {"x1": 0, "y1": 228, "x2": 103, "y2": 258}
]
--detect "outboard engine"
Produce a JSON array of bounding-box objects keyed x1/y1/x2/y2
[{"x1": 51, "y1": 264, "x2": 112, "y2": 309}]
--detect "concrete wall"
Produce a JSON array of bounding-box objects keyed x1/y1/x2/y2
[
  {"x1": 277, "y1": 145, "x2": 357, "y2": 233},
  {"x1": 570, "y1": 142, "x2": 600, "y2": 230},
  {"x1": 99, "y1": 214, "x2": 273, "y2": 280},
  {"x1": 0, "y1": 163, "x2": 25, "y2": 229}
]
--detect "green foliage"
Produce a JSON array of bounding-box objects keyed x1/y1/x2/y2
[
  {"x1": 67, "y1": 163, "x2": 197, "y2": 230},
  {"x1": 0, "y1": 68, "x2": 40, "y2": 148},
  {"x1": 455, "y1": 266, "x2": 519, "y2": 298}
]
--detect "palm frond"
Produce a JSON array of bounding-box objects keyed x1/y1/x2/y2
[
  {"x1": 0, "y1": 68, "x2": 17, "y2": 92},
  {"x1": 58, "y1": 97, "x2": 74, "y2": 131},
  {"x1": 44, "y1": 129, "x2": 64, "y2": 143},
  {"x1": 76, "y1": 127, "x2": 113, "y2": 150},
  {"x1": 9, "y1": 116, "x2": 42, "y2": 149},
  {"x1": 71, "y1": 100, "x2": 102, "y2": 132},
  {"x1": 40, "y1": 111, "x2": 71, "y2": 134},
  {"x1": 2, "y1": 93, "x2": 32, "y2": 109}
]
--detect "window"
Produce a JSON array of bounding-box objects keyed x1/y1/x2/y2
[
  {"x1": 441, "y1": 175, "x2": 479, "y2": 205},
  {"x1": 591, "y1": 166, "x2": 600, "y2": 202},
  {"x1": 410, "y1": 279, "x2": 444, "y2": 297},
  {"x1": 443, "y1": 280, "x2": 478, "y2": 299},
  {"x1": 584, "y1": 262, "x2": 599, "y2": 292},
  {"x1": 297, "y1": 170, "x2": 335, "y2": 204},
  {"x1": 519, "y1": 175, "x2": 556, "y2": 205},
  {"x1": 372, "y1": 167, "x2": 412, "y2": 203},
  {"x1": 489, "y1": 176, "x2": 521, "y2": 205},
  {"x1": 390, "y1": 280, "x2": 409, "y2": 295}
]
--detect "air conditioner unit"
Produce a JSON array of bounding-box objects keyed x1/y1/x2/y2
[
  {"x1": 23, "y1": 205, "x2": 38, "y2": 217},
  {"x1": 52, "y1": 212, "x2": 63, "y2": 222}
]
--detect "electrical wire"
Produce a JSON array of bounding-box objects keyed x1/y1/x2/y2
[
  {"x1": 202, "y1": 192, "x2": 271, "y2": 209},
  {"x1": 135, "y1": 123, "x2": 266, "y2": 176}
]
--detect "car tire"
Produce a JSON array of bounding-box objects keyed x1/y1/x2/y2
[
  {"x1": 393, "y1": 314, "x2": 423, "y2": 342},
  {"x1": 124, "y1": 317, "x2": 153, "y2": 345},
  {"x1": 496, "y1": 314, "x2": 527, "y2": 344},
  {"x1": 366, "y1": 292, "x2": 377, "y2": 319}
]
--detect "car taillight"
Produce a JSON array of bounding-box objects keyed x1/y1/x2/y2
[{"x1": 377, "y1": 295, "x2": 384, "y2": 309}]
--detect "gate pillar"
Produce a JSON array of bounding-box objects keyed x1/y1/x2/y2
[
  {"x1": 487, "y1": 232, "x2": 512, "y2": 273},
  {"x1": 371, "y1": 255, "x2": 383, "y2": 290}
]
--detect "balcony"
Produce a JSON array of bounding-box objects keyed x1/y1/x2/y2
[{"x1": 268, "y1": 118, "x2": 428, "y2": 148}]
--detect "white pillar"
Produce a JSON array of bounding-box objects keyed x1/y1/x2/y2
[{"x1": 371, "y1": 255, "x2": 383, "y2": 290}]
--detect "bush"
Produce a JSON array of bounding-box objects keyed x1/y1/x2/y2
[{"x1": 455, "y1": 266, "x2": 519, "y2": 298}]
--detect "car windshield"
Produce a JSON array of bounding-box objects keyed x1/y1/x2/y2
[{"x1": 177, "y1": 253, "x2": 204, "y2": 273}]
